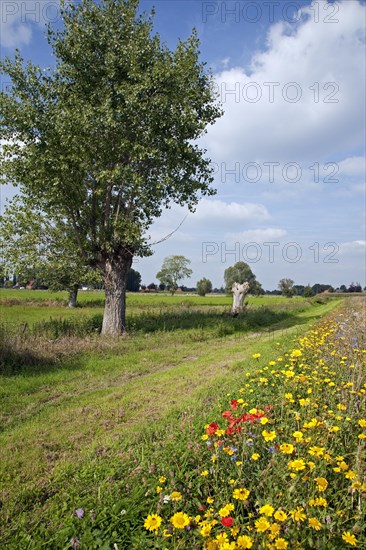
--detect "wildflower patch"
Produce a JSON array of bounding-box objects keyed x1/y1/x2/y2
[{"x1": 144, "y1": 302, "x2": 366, "y2": 548}]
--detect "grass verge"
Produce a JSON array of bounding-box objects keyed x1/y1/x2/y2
[{"x1": 0, "y1": 298, "x2": 344, "y2": 548}]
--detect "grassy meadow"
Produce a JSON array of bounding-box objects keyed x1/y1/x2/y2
[{"x1": 0, "y1": 289, "x2": 364, "y2": 549}]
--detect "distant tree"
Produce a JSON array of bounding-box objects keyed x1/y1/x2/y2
[
  {"x1": 251, "y1": 280, "x2": 265, "y2": 296},
  {"x1": 0, "y1": 196, "x2": 100, "y2": 306},
  {"x1": 158, "y1": 283, "x2": 166, "y2": 291},
  {"x1": 303, "y1": 285, "x2": 315, "y2": 297},
  {"x1": 196, "y1": 277, "x2": 212, "y2": 296},
  {"x1": 278, "y1": 278, "x2": 296, "y2": 298},
  {"x1": 312, "y1": 283, "x2": 333, "y2": 295},
  {"x1": 340, "y1": 285, "x2": 347, "y2": 293},
  {"x1": 147, "y1": 282, "x2": 157, "y2": 291},
  {"x1": 224, "y1": 262, "x2": 259, "y2": 294},
  {"x1": 294, "y1": 285, "x2": 305, "y2": 296},
  {"x1": 126, "y1": 268, "x2": 142, "y2": 292},
  {"x1": 348, "y1": 282, "x2": 362, "y2": 293},
  {"x1": 156, "y1": 255, "x2": 192, "y2": 295}
]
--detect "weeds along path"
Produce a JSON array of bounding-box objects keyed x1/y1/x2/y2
[{"x1": 0, "y1": 299, "x2": 342, "y2": 546}]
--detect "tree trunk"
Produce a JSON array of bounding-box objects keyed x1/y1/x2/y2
[
  {"x1": 68, "y1": 284, "x2": 79, "y2": 307},
  {"x1": 231, "y1": 282, "x2": 250, "y2": 315},
  {"x1": 101, "y1": 254, "x2": 132, "y2": 336}
]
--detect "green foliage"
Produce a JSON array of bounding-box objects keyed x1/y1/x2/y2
[
  {"x1": 196, "y1": 277, "x2": 212, "y2": 296},
  {"x1": 0, "y1": 196, "x2": 101, "y2": 297},
  {"x1": 303, "y1": 284, "x2": 315, "y2": 297},
  {"x1": 126, "y1": 268, "x2": 142, "y2": 292},
  {"x1": 156, "y1": 255, "x2": 193, "y2": 294},
  {"x1": 224, "y1": 261, "x2": 259, "y2": 294},
  {"x1": 279, "y1": 278, "x2": 297, "y2": 298}
]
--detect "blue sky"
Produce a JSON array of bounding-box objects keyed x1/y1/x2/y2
[{"x1": 1, "y1": 0, "x2": 365, "y2": 290}]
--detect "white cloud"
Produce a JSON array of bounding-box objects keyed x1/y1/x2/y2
[
  {"x1": 225, "y1": 228, "x2": 287, "y2": 242},
  {"x1": 337, "y1": 156, "x2": 366, "y2": 178},
  {"x1": 204, "y1": 0, "x2": 366, "y2": 165},
  {"x1": 0, "y1": 0, "x2": 61, "y2": 48},
  {"x1": 339, "y1": 240, "x2": 366, "y2": 253},
  {"x1": 192, "y1": 199, "x2": 270, "y2": 223}
]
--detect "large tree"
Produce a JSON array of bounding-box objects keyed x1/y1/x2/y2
[
  {"x1": 0, "y1": 0, "x2": 221, "y2": 335},
  {"x1": 0, "y1": 196, "x2": 100, "y2": 306},
  {"x1": 156, "y1": 255, "x2": 192, "y2": 295}
]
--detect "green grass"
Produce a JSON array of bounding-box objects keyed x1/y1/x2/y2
[{"x1": 0, "y1": 293, "x2": 343, "y2": 548}]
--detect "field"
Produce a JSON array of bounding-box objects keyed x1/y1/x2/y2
[{"x1": 0, "y1": 290, "x2": 365, "y2": 549}]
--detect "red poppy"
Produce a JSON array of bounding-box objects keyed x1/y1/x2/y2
[
  {"x1": 206, "y1": 422, "x2": 219, "y2": 435},
  {"x1": 230, "y1": 399, "x2": 239, "y2": 410},
  {"x1": 198, "y1": 504, "x2": 206, "y2": 511},
  {"x1": 221, "y1": 517, "x2": 234, "y2": 527}
]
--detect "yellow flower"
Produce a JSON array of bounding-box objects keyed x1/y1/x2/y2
[
  {"x1": 255, "y1": 516, "x2": 270, "y2": 532},
  {"x1": 200, "y1": 523, "x2": 212, "y2": 537},
  {"x1": 262, "y1": 430, "x2": 276, "y2": 442},
  {"x1": 345, "y1": 470, "x2": 357, "y2": 480},
  {"x1": 170, "y1": 491, "x2": 182, "y2": 501},
  {"x1": 207, "y1": 496, "x2": 214, "y2": 504},
  {"x1": 280, "y1": 443, "x2": 294, "y2": 455},
  {"x1": 270, "y1": 524, "x2": 280, "y2": 536},
  {"x1": 309, "y1": 497, "x2": 327, "y2": 507},
  {"x1": 233, "y1": 488, "x2": 250, "y2": 501},
  {"x1": 288, "y1": 459, "x2": 306, "y2": 471},
  {"x1": 159, "y1": 476, "x2": 167, "y2": 483},
  {"x1": 315, "y1": 477, "x2": 328, "y2": 492},
  {"x1": 342, "y1": 531, "x2": 358, "y2": 546},
  {"x1": 170, "y1": 512, "x2": 190, "y2": 529},
  {"x1": 358, "y1": 419, "x2": 366, "y2": 427},
  {"x1": 284, "y1": 370, "x2": 295, "y2": 378},
  {"x1": 201, "y1": 470, "x2": 209, "y2": 477},
  {"x1": 144, "y1": 514, "x2": 162, "y2": 531},
  {"x1": 292, "y1": 431, "x2": 304, "y2": 441},
  {"x1": 156, "y1": 486, "x2": 163, "y2": 493},
  {"x1": 220, "y1": 542, "x2": 236, "y2": 550},
  {"x1": 236, "y1": 535, "x2": 253, "y2": 548},
  {"x1": 299, "y1": 398, "x2": 310, "y2": 406},
  {"x1": 259, "y1": 504, "x2": 274, "y2": 517},
  {"x1": 219, "y1": 504, "x2": 234, "y2": 517},
  {"x1": 251, "y1": 453, "x2": 260, "y2": 461},
  {"x1": 274, "y1": 538, "x2": 288, "y2": 549},
  {"x1": 308, "y1": 517, "x2": 322, "y2": 530},
  {"x1": 202, "y1": 434, "x2": 209, "y2": 441},
  {"x1": 260, "y1": 417, "x2": 269, "y2": 425},
  {"x1": 274, "y1": 510, "x2": 288, "y2": 522},
  {"x1": 351, "y1": 481, "x2": 362, "y2": 490},
  {"x1": 291, "y1": 349, "x2": 302, "y2": 357},
  {"x1": 290, "y1": 507, "x2": 306, "y2": 522},
  {"x1": 252, "y1": 353, "x2": 261, "y2": 359},
  {"x1": 216, "y1": 532, "x2": 228, "y2": 544}
]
